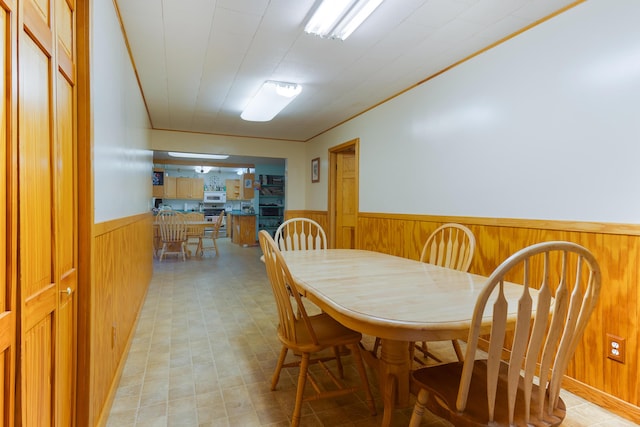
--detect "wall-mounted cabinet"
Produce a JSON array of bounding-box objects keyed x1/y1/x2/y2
[
  {"x1": 241, "y1": 173, "x2": 255, "y2": 199},
  {"x1": 258, "y1": 175, "x2": 284, "y2": 236},
  {"x1": 226, "y1": 174, "x2": 255, "y2": 200},
  {"x1": 163, "y1": 176, "x2": 177, "y2": 198},
  {"x1": 176, "y1": 177, "x2": 204, "y2": 200},
  {"x1": 226, "y1": 179, "x2": 241, "y2": 200},
  {"x1": 152, "y1": 168, "x2": 164, "y2": 197},
  {"x1": 152, "y1": 172, "x2": 203, "y2": 200}
]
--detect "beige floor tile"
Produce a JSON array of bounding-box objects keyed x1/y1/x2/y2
[{"x1": 107, "y1": 238, "x2": 638, "y2": 427}]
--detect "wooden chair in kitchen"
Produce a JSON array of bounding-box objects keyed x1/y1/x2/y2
[
  {"x1": 258, "y1": 230, "x2": 376, "y2": 427},
  {"x1": 274, "y1": 218, "x2": 326, "y2": 251},
  {"x1": 200, "y1": 212, "x2": 225, "y2": 256},
  {"x1": 409, "y1": 241, "x2": 601, "y2": 427},
  {"x1": 156, "y1": 211, "x2": 188, "y2": 261},
  {"x1": 183, "y1": 212, "x2": 205, "y2": 257},
  {"x1": 152, "y1": 218, "x2": 162, "y2": 258},
  {"x1": 372, "y1": 223, "x2": 476, "y2": 362}
]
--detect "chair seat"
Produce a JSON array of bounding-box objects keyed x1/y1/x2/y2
[
  {"x1": 280, "y1": 313, "x2": 362, "y2": 353},
  {"x1": 412, "y1": 360, "x2": 566, "y2": 427}
]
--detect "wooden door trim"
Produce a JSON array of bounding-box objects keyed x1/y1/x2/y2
[
  {"x1": 3, "y1": 0, "x2": 19, "y2": 425},
  {"x1": 328, "y1": 138, "x2": 359, "y2": 249},
  {"x1": 75, "y1": 0, "x2": 94, "y2": 424}
]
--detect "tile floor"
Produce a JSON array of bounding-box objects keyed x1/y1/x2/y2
[{"x1": 107, "y1": 238, "x2": 638, "y2": 427}]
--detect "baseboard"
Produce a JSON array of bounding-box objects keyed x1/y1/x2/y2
[{"x1": 562, "y1": 376, "x2": 640, "y2": 424}]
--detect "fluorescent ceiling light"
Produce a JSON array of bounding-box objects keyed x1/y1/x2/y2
[
  {"x1": 305, "y1": 0, "x2": 384, "y2": 40},
  {"x1": 241, "y1": 81, "x2": 302, "y2": 122},
  {"x1": 168, "y1": 152, "x2": 229, "y2": 160}
]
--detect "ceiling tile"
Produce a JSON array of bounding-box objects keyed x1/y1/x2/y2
[{"x1": 115, "y1": 0, "x2": 581, "y2": 140}]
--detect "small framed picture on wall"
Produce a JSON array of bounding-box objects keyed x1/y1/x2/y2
[{"x1": 311, "y1": 157, "x2": 320, "y2": 183}]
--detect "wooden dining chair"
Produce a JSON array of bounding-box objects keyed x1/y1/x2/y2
[
  {"x1": 258, "y1": 230, "x2": 376, "y2": 427},
  {"x1": 183, "y1": 212, "x2": 204, "y2": 257},
  {"x1": 409, "y1": 241, "x2": 601, "y2": 427},
  {"x1": 418, "y1": 223, "x2": 476, "y2": 362},
  {"x1": 274, "y1": 218, "x2": 327, "y2": 251},
  {"x1": 156, "y1": 211, "x2": 188, "y2": 261},
  {"x1": 274, "y1": 218, "x2": 327, "y2": 315},
  {"x1": 420, "y1": 223, "x2": 476, "y2": 271},
  {"x1": 200, "y1": 212, "x2": 225, "y2": 256},
  {"x1": 373, "y1": 223, "x2": 476, "y2": 362}
]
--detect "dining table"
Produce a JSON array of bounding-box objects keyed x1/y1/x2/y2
[{"x1": 279, "y1": 248, "x2": 536, "y2": 427}]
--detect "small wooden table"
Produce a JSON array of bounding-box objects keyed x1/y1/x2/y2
[{"x1": 279, "y1": 249, "x2": 532, "y2": 427}]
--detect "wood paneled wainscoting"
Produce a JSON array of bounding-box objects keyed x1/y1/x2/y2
[
  {"x1": 284, "y1": 210, "x2": 329, "y2": 235},
  {"x1": 292, "y1": 210, "x2": 640, "y2": 424},
  {"x1": 80, "y1": 213, "x2": 154, "y2": 427}
]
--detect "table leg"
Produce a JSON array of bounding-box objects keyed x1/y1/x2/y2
[
  {"x1": 378, "y1": 339, "x2": 412, "y2": 427},
  {"x1": 382, "y1": 373, "x2": 396, "y2": 427}
]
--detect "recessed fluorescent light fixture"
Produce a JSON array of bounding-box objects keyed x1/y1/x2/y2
[
  {"x1": 168, "y1": 152, "x2": 229, "y2": 160},
  {"x1": 304, "y1": 0, "x2": 384, "y2": 40},
  {"x1": 241, "y1": 81, "x2": 302, "y2": 122}
]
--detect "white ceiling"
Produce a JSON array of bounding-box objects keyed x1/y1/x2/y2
[{"x1": 116, "y1": 0, "x2": 578, "y2": 142}]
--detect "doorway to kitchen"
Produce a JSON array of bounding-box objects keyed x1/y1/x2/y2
[{"x1": 328, "y1": 138, "x2": 359, "y2": 249}]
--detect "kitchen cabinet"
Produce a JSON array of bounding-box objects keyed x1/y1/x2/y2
[
  {"x1": 176, "y1": 177, "x2": 204, "y2": 200},
  {"x1": 226, "y1": 179, "x2": 241, "y2": 200},
  {"x1": 152, "y1": 168, "x2": 164, "y2": 197},
  {"x1": 163, "y1": 176, "x2": 177, "y2": 198},
  {"x1": 192, "y1": 178, "x2": 204, "y2": 200},
  {"x1": 258, "y1": 174, "x2": 284, "y2": 236},
  {"x1": 230, "y1": 213, "x2": 257, "y2": 246},
  {"x1": 241, "y1": 173, "x2": 255, "y2": 199},
  {"x1": 226, "y1": 175, "x2": 255, "y2": 200}
]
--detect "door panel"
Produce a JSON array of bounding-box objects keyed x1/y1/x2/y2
[
  {"x1": 19, "y1": 28, "x2": 55, "y2": 426},
  {"x1": 19, "y1": 0, "x2": 77, "y2": 423},
  {"x1": 24, "y1": 317, "x2": 53, "y2": 426},
  {"x1": 20, "y1": 34, "x2": 52, "y2": 295},
  {"x1": 336, "y1": 152, "x2": 357, "y2": 249},
  {"x1": 55, "y1": 25, "x2": 77, "y2": 425}
]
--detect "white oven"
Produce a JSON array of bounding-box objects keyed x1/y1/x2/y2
[{"x1": 203, "y1": 191, "x2": 226, "y2": 203}]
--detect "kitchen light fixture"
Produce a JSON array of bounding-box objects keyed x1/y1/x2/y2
[
  {"x1": 241, "y1": 81, "x2": 302, "y2": 122},
  {"x1": 194, "y1": 166, "x2": 212, "y2": 174},
  {"x1": 168, "y1": 152, "x2": 229, "y2": 160},
  {"x1": 304, "y1": 0, "x2": 384, "y2": 40}
]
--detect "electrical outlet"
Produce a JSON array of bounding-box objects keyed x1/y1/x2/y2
[{"x1": 606, "y1": 333, "x2": 625, "y2": 363}]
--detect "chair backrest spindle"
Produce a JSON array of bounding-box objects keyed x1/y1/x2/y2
[
  {"x1": 275, "y1": 218, "x2": 327, "y2": 251},
  {"x1": 455, "y1": 241, "x2": 601, "y2": 425},
  {"x1": 421, "y1": 223, "x2": 475, "y2": 272}
]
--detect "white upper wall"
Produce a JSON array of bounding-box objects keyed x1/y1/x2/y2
[
  {"x1": 307, "y1": 0, "x2": 640, "y2": 224},
  {"x1": 92, "y1": 0, "x2": 152, "y2": 223}
]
